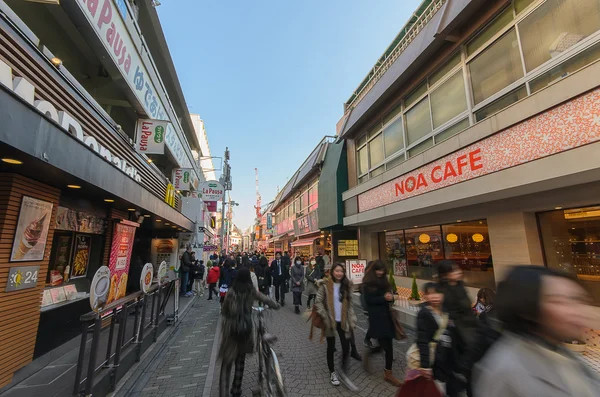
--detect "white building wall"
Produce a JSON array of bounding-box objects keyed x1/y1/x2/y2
[{"x1": 190, "y1": 114, "x2": 217, "y2": 181}]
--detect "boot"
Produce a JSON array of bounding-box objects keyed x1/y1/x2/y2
[{"x1": 384, "y1": 369, "x2": 402, "y2": 387}]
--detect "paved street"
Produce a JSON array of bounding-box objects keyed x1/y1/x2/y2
[{"x1": 118, "y1": 293, "x2": 412, "y2": 397}]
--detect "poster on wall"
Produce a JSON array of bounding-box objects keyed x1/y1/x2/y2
[
  {"x1": 55, "y1": 207, "x2": 105, "y2": 234},
  {"x1": 107, "y1": 222, "x2": 137, "y2": 304},
  {"x1": 151, "y1": 238, "x2": 177, "y2": 271},
  {"x1": 53, "y1": 235, "x2": 73, "y2": 272},
  {"x1": 71, "y1": 235, "x2": 92, "y2": 278},
  {"x1": 345, "y1": 259, "x2": 366, "y2": 285},
  {"x1": 393, "y1": 258, "x2": 408, "y2": 277},
  {"x1": 11, "y1": 196, "x2": 53, "y2": 262}
]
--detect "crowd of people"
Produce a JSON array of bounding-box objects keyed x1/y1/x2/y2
[{"x1": 178, "y1": 249, "x2": 599, "y2": 397}]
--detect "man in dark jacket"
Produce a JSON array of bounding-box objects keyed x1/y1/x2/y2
[
  {"x1": 270, "y1": 252, "x2": 289, "y2": 305},
  {"x1": 180, "y1": 246, "x2": 193, "y2": 297}
]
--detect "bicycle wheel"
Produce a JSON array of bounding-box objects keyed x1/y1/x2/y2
[{"x1": 265, "y1": 347, "x2": 286, "y2": 397}]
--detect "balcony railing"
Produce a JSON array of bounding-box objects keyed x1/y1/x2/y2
[{"x1": 344, "y1": 0, "x2": 446, "y2": 111}]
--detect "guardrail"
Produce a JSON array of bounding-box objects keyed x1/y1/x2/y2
[{"x1": 72, "y1": 279, "x2": 178, "y2": 396}]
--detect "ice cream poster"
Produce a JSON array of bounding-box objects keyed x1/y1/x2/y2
[
  {"x1": 107, "y1": 222, "x2": 136, "y2": 304},
  {"x1": 11, "y1": 196, "x2": 53, "y2": 262}
]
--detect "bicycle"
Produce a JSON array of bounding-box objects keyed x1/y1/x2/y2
[{"x1": 251, "y1": 306, "x2": 286, "y2": 397}]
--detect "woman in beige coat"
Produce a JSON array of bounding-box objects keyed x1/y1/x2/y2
[{"x1": 474, "y1": 266, "x2": 599, "y2": 397}]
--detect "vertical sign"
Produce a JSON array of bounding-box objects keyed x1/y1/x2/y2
[
  {"x1": 267, "y1": 213, "x2": 273, "y2": 230},
  {"x1": 165, "y1": 183, "x2": 176, "y2": 207},
  {"x1": 107, "y1": 222, "x2": 137, "y2": 304},
  {"x1": 345, "y1": 259, "x2": 366, "y2": 284},
  {"x1": 172, "y1": 168, "x2": 192, "y2": 191},
  {"x1": 136, "y1": 119, "x2": 168, "y2": 154}
]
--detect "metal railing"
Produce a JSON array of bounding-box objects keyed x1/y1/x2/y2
[
  {"x1": 72, "y1": 279, "x2": 177, "y2": 396},
  {"x1": 344, "y1": 0, "x2": 446, "y2": 111}
]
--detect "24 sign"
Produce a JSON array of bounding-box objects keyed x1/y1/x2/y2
[{"x1": 6, "y1": 266, "x2": 40, "y2": 292}]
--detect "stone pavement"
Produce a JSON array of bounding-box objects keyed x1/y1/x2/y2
[{"x1": 119, "y1": 293, "x2": 413, "y2": 397}]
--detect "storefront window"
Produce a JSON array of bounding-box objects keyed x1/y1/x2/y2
[
  {"x1": 385, "y1": 230, "x2": 408, "y2": 276},
  {"x1": 404, "y1": 226, "x2": 444, "y2": 280},
  {"x1": 518, "y1": 0, "x2": 600, "y2": 73},
  {"x1": 442, "y1": 220, "x2": 495, "y2": 289},
  {"x1": 538, "y1": 206, "x2": 600, "y2": 305}
]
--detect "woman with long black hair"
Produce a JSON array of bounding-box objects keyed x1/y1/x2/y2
[
  {"x1": 218, "y1": 268, "x2": 280, "y2": 397},
  {"x1": 362, "y1": 259, "x2": 402, "y2": 387}
]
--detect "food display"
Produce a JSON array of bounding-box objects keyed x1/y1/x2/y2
[
  {"x1": 116, "y1": 273, "x2": 128, "y2": 300},
  {"x1": 107, "y1": 274, "x2": 118, "y2": 303},
  {"x1": 71, "y1": 235, "x2": 91, "y2": 278}
]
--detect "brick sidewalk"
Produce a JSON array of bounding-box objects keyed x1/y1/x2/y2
[{"x1": 208, "y1": 299, "x2": 412, "y2": 397}]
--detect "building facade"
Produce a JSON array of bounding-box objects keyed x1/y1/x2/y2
[
  {"x1": 0, "y1": 0, "x2": 208, "y2": 388},
  {"x1": 338, "y1": 0, "x2": 600, "y2": 306}
]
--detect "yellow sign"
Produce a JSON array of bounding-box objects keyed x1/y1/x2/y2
[
  {"x1": 338, "y1": 240, "x2": 358, "y2": 257},
  {"x1": 165, "y1": 183, "x2": 176, "y2": 208}
]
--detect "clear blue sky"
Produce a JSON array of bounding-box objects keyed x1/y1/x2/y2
[{"x1": 157, "y1": 0, "x2": 423, "y2": 230}]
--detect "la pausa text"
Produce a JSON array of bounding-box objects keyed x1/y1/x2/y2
[{"x1": 395, "y1": 148, "x2": 483, "y2": 196}]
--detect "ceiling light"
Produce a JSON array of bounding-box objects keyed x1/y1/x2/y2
[
  {"x1": 456, "y1": 220, "x2": 462, "y2": 223},
  {"x1": 1, "y1": 158, "x2": 23, "y2": 165},
  {"x1": 144, "y1": 214, "x2": 151, "y2": 218},
  {"x1": 165, "y1": 223, "x2": 170, "y2": 226},
  {"x1": 147, "y1": 158, "x2": 153, "y2": 163},
  {"x1": 104, "y1": 199, "x2": 114, "y2": 203},
  {"x1": 67, "y1": 184, "x2": 81, "y2": 189},
  {"x1": 172, "y1": 225, "x2": 177, "y2": 228},
  {"x1": 50, "y1": 57, "x2": 62, "y2": 67},
  {"x1": 156, "y1": 219, "x2": 162, "y2": 222},
  {"x1": 128, "y1": 208, "x2": 136, "y2": 211},
  {"x1": 555, "y1": 206, "x2": 563, "y2": 210}
]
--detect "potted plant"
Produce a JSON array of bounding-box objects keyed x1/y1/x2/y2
[
  {"x1": 388, "y1": 266, "x2": 398, "y2": 295},
  {"x1": 408, "y1": 274, "x2": 421, "y2": 306},
  {"x1": 563, "y1": 339, "x2": 587, "y2": 353}
]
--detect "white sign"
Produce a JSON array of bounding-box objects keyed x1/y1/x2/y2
[
  {"x1": 140, "y1": 263, "x2": 153, "y2": 293},
  {"x1": 75, "y1": 0, "x2": 193, "y2": 169},
  {"x1": 199, "y1": 181, "x2": 225, "y2": 201},
  {"x1": 172, "y1": 168, "x2": 192, "y2": 191},
  {"x1": 345, "y1": 259, "x2": 366, "y2": 285},
  {"x1": 90, "y1": 266, "x2": 111, "y2": 312},
  {"x1": 157, "y1": 261, "x2": 168, "y2": 283},
  {"x1": 136, "y1": 119, "x2": 168, "y2": 154},
  {"x1": 0, "y1": 58, "x2": 142, "y2": 182}
]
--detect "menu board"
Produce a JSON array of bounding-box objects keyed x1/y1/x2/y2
[
  {"x1": 50, "y1": 287, "x2": 67, "y2": 304},
  {"x1": 152, "y1": 238, "x2": 177, "y2": 271},
  {"x1": 41, "y1": 289, "x2": 53, "y2": 307},
  {"x1": 338, "y1": 240, "x2": 358, "y2": 257},
  {"x1": 107, "y1": 222, "x2": 137, "y2": 304},
  {"x1": 71, "y1": 235, "x2": 91, "y2": 278},
  {"x1": 55, "y1": 207, "x2": 105, "y2": 234},
  {"x1": 63, "y1": 284, "x2": 78, "y2": 300}
]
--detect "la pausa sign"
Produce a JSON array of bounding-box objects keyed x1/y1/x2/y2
[
  {"x1": 200, "y1": 181, "x2": 224, "y2": 201},
  {"x1": 395, "y1": 149, "x2": 482, "y2": 196}
]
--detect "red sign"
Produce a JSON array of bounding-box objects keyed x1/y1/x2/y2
[
  {"x1": 359, "y1": 88, "x2": 600, "y2": 212},
  {"x1": 206, "y1": 201, "x2": 217, "y2": 212},
  {"x1": 107, "y1": 222, "x2": 136, "y2": 304}
]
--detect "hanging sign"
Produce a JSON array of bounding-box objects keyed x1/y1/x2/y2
[
  {"x1": 107, "y1": 222, "x2": 137, "y2": 304},
  {"x1": 199, "y1": 181, "x2": 225, "y2": 201},
  {"x1": 140, "y1": 263, "x2": 153, "y2": 293},
  {"x1": 136, "y1": 119, "x2": 168, "y2": 154},
  {"x1": 165, "y1": 183, "x2": 176, "y2": 207},
  {"x1": 172, "y1": 168, "x2": 192, "y2": 191},
  {"x1": 206, "y1": 201, "x2": 217, "y2": 212}
]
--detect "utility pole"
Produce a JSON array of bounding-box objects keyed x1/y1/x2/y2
[{"x1": 219, "y1": 147, "x2": 231, "y2": 254}]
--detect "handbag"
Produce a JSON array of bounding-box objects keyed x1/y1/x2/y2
[
  {"x1": 390, "y1": 307, "x2": 408, "y2": 340},
  {"x1": 219, "y1": 284, "x2": 229, "y2": 297},
  {"x1": 307, "y1": 305, "x2": 326, "y2": 343},
  {"x1": 406, "y1": 311, "x2": 449, "y2": 370}
]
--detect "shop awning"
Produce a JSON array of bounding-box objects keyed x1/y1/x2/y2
[{"x1": 291, "y1": 237, "x2": 317, "y2": 247}]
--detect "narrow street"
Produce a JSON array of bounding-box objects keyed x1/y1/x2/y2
[{"x1": 117, "y1": 295, "x2": 412, "y2": 397}]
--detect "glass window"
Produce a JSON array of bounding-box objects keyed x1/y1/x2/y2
[
  {"x1": 383, "y1": 103, "x2": 403, "y2": 125},
  {"x1": 404, "y1": 226, "x2": 444, "y2": 280},
  {"x1": 358, "y1": 175, "x2": 369, "y2": 184},
  {"x1": 408, "y1": 138, "x2": 434, "y2": 158},
  {"x1": 385, "y1": 230, "x2": 408, "y2": 276},
  {"x1": 519, "y1": 0, "x2": 600, "y2": 72},
  {"x1": 515, "y1": 0, "x2": 536, "y2": 14},
  {"x1": 386, "y1": 154, "x2": 406, "y2": 171},
  {"x1": 300, "y1": 191, "x2": 308, "y2": 211},
  {"x1": 383, "y1": 117, "x2": 404, "y2": 158},
  {"x1": 538, "y1": 206, "x2": 600, "y2": 305},
  {"x1": 475, "y1": 85, "x2": 527, "y2": 121},
  {"x1": 357, "y1": 146, "x2": 368, "y2": 175},
  {"x1": 442, "y1": 220, "x2": 495, "y2": 289},
  {"x1": 530, "y1": 41, "x2": 600, "y2": 93},
  {"x1": 405, "y1": 81, "x2": 427, "y2": 108},
  {"x1": 430, "y1": 71, "x2": 468, "y2": 129},
  {"x1": 368, "y1": 133, "x2": 384, "y2": 167},
  {"x1": 405, "y1": 97, "x2": 432, "y2": 145},
  {"x1": 429, "y1": 52, "x2": 461, "y2": 86},
  {"x1": 467, "y1": 6, "x2": 515, "y2": 56},
  {"x1": 469, "y1": 29, "x2": 524, "y2": 104},
  {"x1": 357, "y1": 134, "x2": 367, "y2": 147},
  {"x1": 370, "y1": 165, "x2": 385, "y2": 178},
  {"x1": 435, "y1": 118, "x2": 470, "y2": 143}
]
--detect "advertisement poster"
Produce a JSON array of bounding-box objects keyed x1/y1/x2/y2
[
  {"x1": 11, "y1": 196, "x2": 53, "y2": 262},
  {"x1": 50, "y1": 287, "x2": 66, "y2": 304},
  {"x1": 140, "y1": 263, "x2": 153, "y2": 293},
  {"x1": 345, "y1": 259, "x2": 366, "y2": 285},
  {"x1": 136, "y1": 119, "x2": 168, "y2": 155},
  {"x1": 107, "y1": 222, "x2": 137, "y2": 304},
  {"x1": 41, "y1": 289, "x2": 53, "y2": 307},
  {"x1": 393, "y1": 258, "x2": 408, "y2": 277},
  {"x1": 90, "y1": 266, "x2": 111, "y2": 312},
  {"x1": 55, "y1": 207, "x2": 105, "y2": 234},
  {"x1": 71, "y1": 235, "x2": 92, "y2": 278},
  {"x1": 53, "y1": 235, "x2": 72, "y2": 272},
  {"x1": 151, "y1": 238, "x2": 177, "y2": 271},
  {"x1": 172, "y1": 168, "x2": 192, "y2": 191}
]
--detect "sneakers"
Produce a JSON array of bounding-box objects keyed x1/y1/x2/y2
[{"x1": 330, "y1": 372, "x2": 340, "y2": 386}]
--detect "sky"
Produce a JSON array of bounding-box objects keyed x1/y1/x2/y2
[{"x1": 157, "y1": 0, "x2": 423, "y2": 230}]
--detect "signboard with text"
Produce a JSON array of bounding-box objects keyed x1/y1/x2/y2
[
  {"x1": 172, "y1": 168, "x2": 192, "y2": 191},
  {"x1": 5, "y1": 266, "x2": 40, "y2": 292},
  {"x1": 199, "y1": 181, "x2": 225, "y2": 201},
  {"x1": 136, "y1": 119, "x2": 168, "y2": 154},
  {"x1": 107, "y1": 222, "x2": 137, "y2": 304},
  {"x1": 345, "y1": 260, "x2": 366, "y2": 285}
]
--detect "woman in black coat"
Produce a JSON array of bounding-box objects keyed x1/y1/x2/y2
[{"x1": 362, "y1": 260, "x2": 402, "y2": 387}]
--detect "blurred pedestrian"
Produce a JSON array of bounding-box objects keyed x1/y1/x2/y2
[
  {"x1": 290, "y1": 256, "x2": 305, "y2": 314},
  {"x1": 270, "y1": 252, "x2": 290, "y2": 305},
  {"x1": 207, "y1": 257, "x2": 220, "y2": 301},
  {"x1": 314, "y1": 263, "x2": 357, "y2": 388},
  {"x1": 180, "y1": 246, "x2": 193, "y2": 297},
  {"x1": 192, "y1": 259, "x2": 206, "y2": 296},
  {"x1": 363, "y1": 260, "x2": 402, "y2": 387},
  {"x1": 255, "y1": 254, "x2": 271, "y2": 295},
  {"x1": 305, "y1": 257, "x2": 321, "y2": 309},
  {"x1": 218, "y1": 268, "x2": 280, "y2": 397},
  {"x1": 474, "y1": 266, "x2": 599, "y2": 397}
]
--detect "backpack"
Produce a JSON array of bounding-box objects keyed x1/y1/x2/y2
[{"x1": 230, "y1": 299, "x2": 252, "y2": 339}]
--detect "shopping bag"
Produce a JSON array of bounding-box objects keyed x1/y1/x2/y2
[{"x1": 396, "y1": 370, "x2": 443, "y2": 397}]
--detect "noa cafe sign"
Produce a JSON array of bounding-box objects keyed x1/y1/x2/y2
[
  {"x1": 200, "y1": 181, "x2": 225, "y2": 201},
  {"x1": 0, "y1": 59, "x2": 142, "y2": 182}
]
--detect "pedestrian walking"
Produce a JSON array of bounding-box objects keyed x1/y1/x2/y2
[
  {"x1": 180, "y1": 246, "x2": 193, "y2": 297},
  {"x1": 270, "y1": 252, "x2": 290, "y2": 306},
  {"x1": 249, "y1": 265, "x2": 259, "y2": 292},
  {"x1": 305, "y1": 257, "x2": 321, "y2": 309},
  {"x1": 218, "y1": 268, "x2": 280, "y2": 397},
  {"x1": 219, "y1": 259, "x2": 235, "y2": 305},
  {"x1": 255, "y1": 254, "x2": 271, "y2": 296},
  {"x1": 290, "y1": 256, "x2": 305, "y2": 314},
  {"x1": 362, "y1": 260, "x2": 403, "y2": 387},
  {"x1": 474, "y1": 266, "x2": 600, "y2": 397},
  {"x1": 314, "y1": 263, "x2": 357, "y2": 387},
  {"x1": 207, "y1": 258, "x2": 220, "y2": 301},
  {"x1": 192, "y1": 259, "x2": 206, "y2": 296}
]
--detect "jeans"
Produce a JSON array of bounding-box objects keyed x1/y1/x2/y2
[
  {"x1": 180, "y1": 271, "x2": 189, "y2": 295},
  {"x1": 219, "y1": 353, "x2": 246, "y2": 397},
  {"x1": 378, "y1": 338, "x2": 394, "y2": 370},
  {"x1": 326, "y1": 322, "x2": 350, "y2": 373}
]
